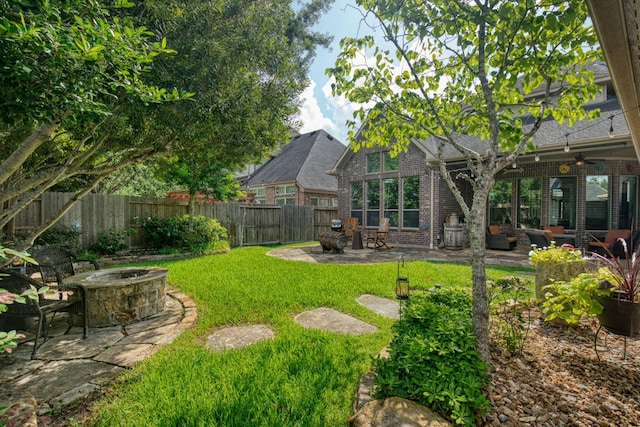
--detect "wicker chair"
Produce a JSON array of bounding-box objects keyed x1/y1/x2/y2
[
  {"x1": 29, "y1": 246, "x2": 100, "y2": 285},
  {"x1": 525, "y1": 230, "x2": 552, "y2": 248},
  {"x1": 0, "y1": 268, "x2": 88, "y2": 359},
  {"x1": 486, "y1": 226, "x2": 517, "y2": 250}
]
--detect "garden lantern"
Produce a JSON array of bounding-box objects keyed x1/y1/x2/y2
[{"x1": 396, "y1": 256, "x2": 410, "y2": 300}]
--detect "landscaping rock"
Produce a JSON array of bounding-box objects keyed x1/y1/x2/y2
[
  {"x1": 350, "y1": 397, "x2": 452, "y2": 427},
  {"x1": 294, "y1": 307, "x2": 378, "y2": 335},
  {"x1": 205, "y1": 324, "x2": 274, "y2": 351}
]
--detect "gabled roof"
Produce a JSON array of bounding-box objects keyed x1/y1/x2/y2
[
  {"x1": 331, "y1": 61, "x2": 632, "y2": 172},
  {"x1": 248, "y1": 129, "x2": 345, "y2": 191}
]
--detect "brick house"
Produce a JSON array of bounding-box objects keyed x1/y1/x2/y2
[
  {"x1": 246, "y1": 129, "x2": 345, "y2": 206},
  {"x1": 329, "y1": 61, "x2": 640, "y2": 250}
]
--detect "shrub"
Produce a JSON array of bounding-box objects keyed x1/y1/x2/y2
[
  {"x1": 529, "y1": 242, "x2": 583, "y2": 266},
  {"x1": 488, "y1": 276, "x2": 534, "y2": 356},
  {"x1": 135, "y1": 215, "x2": 228, "y2": 253},
  {"x1": 373, "y1": 287, "x2": 490, "y2": 426},
  {"x1": 34, "y1": 224, "x2": 81, "y2": 250},
  {"x1": 88, "y1": 228, "x2": 136, "y2": 255},
  {"x1": 541, "y1": 267, "x2": 614, "y2": 324}
]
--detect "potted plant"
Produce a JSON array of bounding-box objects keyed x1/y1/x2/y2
[
  {"x1": 529, "y1": 242, "x2": 586, "y2": 300},
  {"x1": 591, "y1": 238, "x2": 640, "y2": 337}
]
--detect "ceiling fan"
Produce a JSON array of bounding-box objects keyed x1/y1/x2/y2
[{"x1": 574, "y1": 153, "x2": 597, "y2": 166}]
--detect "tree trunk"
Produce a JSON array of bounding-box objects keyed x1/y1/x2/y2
[
  {"x1": 0, "y1": 120, "x2": 60, "y2": 186},
  {"x1": 469, "y1": 187, "x2": 491, "y2": 362}
]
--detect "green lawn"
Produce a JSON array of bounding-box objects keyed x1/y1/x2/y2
[{"x1": 89, "y1": 245, "x2": 529, "y2": 426}]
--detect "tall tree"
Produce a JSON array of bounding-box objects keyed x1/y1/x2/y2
[
  {"x1": 328, "y1": 0, "x2": 601, "y2": 360},
  {"x1": 0, "y1": 0, "x2": 332, "y2": 249},
  {"x1": 0, "y1": 0, "x2": 189, "y2": 245}
]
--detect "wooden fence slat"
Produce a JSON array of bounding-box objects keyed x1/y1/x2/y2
[{"x1": 11, "y1": 192, "x2": 337, "y2": 248}]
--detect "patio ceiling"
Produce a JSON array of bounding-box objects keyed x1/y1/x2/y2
[{"x1": 586, "y1": 0, "x2": 640, "y2": 160}]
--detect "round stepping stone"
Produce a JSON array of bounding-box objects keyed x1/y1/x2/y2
[
  {"x1": 356, "y1": 294, "x2": 400, "y2": 320},
  {"x1": 205, "y1": 325, "x2": 274, "y2": 352},
  {"x1": 294, "y1": 307, "x2": 377, "y2": 335}
]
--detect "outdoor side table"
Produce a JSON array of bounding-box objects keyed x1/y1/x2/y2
[{"x1": 352, "y1": 229, "x2": 364, "y2": 250}]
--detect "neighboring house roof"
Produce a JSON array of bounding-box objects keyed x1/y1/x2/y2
[{"x1": 248, "y1": 129, "x2": 345, "y2": 191}]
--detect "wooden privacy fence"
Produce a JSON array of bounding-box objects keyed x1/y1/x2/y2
[{"x1": 12, "y1": 192, "x2": 338, "y2": 249}]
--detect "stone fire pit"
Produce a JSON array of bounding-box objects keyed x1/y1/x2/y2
[{"x1": 66, "y1": 266, "x2": 168, "y2": 327}]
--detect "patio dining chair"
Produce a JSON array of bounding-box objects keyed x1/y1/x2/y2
[
  {"x1": 0, "y1": 268, "x2": 88, "y2": 359},
  {"x1": 29, "y1": 246, "x2": 100, "y2": 286}
]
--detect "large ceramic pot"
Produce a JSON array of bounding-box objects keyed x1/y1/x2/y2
[{"x1": 595, "y1": 292, "x2": 640, "y2": 337}]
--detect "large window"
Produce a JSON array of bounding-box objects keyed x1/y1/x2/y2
[
  {"x1": 383, "y1": 152, "x2": 399, "y2": 172},
  {"x1": 488, "y1": 180, "x2": 512, "y2": 225},
  {"x1": 366, "y1": 180, "x2": 380, "y2": 227},
  {"x1": 350, "y1": 182, "x2": 363, "y2": 224},
  {"x1": 366, "y1": 153, "x2": 380, "y2": 174},
  {"x1": 549, "y1": 177, "x2": 577, "y2": 229},
  {"x1": 276, "y1": 198, "x2": 295, "y2": 205},
  {"x1": 517, "y1": 178, "x2": 542, "y2": 229},
  {"x1": 619, "y1": 176, "x2": 637, "y2": 229},
  {"x1": 402, "y1": 176, "x2": 420, "y2": 228},
  {"x1": 585, "y1": 175, "x2": 609, "y2": 230},
  {"x1": 275, "y1": 185, "x2": 296, "y2": 196},
  {"x1": 383, "y1": 178, "x2": 399, "y2": 226}
]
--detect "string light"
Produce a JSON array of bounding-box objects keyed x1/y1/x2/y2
[
  {"x1": 609, "y1": 115, "x2": 615, "y2": 138},
  {"x1": 512, "y1": 161, "x2": 517, "y2": 168},
  {"x1": 534, "y1": 147, "x2": 540, "y2": 162},
  {"x1": 564, "y1": 134, "x2": 570, "y2": 152},
  {"x1": 531, "y1": 104, "x2": 638, "y2": 149}
]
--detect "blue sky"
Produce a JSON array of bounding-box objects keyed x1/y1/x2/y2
[{"x1": 297, "y1": 1, "x2": 371, "y2": 145}]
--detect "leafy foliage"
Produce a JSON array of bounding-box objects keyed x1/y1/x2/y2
[
  {"x1": 88, "y1": 228, "x2": 136, "y2": 255},
  {"x1": 591, "y1": 238, "x2": 640, "y2": 302},
  {"x1": 135, "y1": 215, "x2": 228, "y2": 253},
  {"x1": 529, "y1": 242, "x2": 584, "y2": 266},
  {"x1": 541, "y1": 268, "x2": 613, "y2": 325},
  {"x1": 373, "y1": 288, "x2": 490, "y2": 425},
  {"x1": 488, "y1": 276, "x2": 534, "y2": 356},
  {"x1": 34, "y1": 224, "x2": 82, "y2": 250}
]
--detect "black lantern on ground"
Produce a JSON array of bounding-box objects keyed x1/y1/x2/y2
[{"x1": 396, "y1": 256, "x2": 410, "y2": 300}]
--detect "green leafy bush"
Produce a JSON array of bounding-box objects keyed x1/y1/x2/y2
[
  {"x1": 541, "y1": 267, "x2": 614, "y2": 324},
  {"x1": 135, "y1": 215, "x2": 228, "y2": 253},
  {"x1": 488, "y1": 276, "x2": 534, "y2": 356},
  {"x1": 529, "y1": 242, "x2": 583, "y2": 266},
  {"x1": 34, "y1": 224, "x2": 81, "y2": 250},
  {"x1": 373, "y1": 287, "x2": 490, "y2": 426},
  {"x1": 88, "y1": 228, "x2": 136, "y2": 255}
]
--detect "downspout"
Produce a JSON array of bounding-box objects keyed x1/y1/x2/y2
[{"x1": 430, "y1": 167, "x2": 435, "y2": 249}]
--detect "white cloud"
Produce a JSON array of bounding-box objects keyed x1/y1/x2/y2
[{"x1": 297, "y1": 81, "x2": 339, "y2": 136}]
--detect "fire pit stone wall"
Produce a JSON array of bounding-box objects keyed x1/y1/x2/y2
[{"x1": 68, "y1": 266, "x2": 168, "y2": 327}]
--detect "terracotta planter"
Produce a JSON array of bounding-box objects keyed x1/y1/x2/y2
[{"x1": 595, "y1": 293, "x2": 640, "y2": 338}]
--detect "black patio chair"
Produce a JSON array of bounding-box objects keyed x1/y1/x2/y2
[
  {"x1": 0, "y1": 268, "x2": 88, "y2": 359},
  {"x1": 525, "y1": 230, "x2": 552, "y2": 249},
  {"x1": 29, "y1": 246, "x2": 100, "y2": 286}
]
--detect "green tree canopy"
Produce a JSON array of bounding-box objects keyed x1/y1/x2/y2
[
  {"x1": 0, "y1": 0, "x2": 332, "y2": 249},
  {"x1": 328, "y1": 0, "x2": 601, "y2": 360}
]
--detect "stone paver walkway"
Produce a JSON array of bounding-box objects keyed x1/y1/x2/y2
[{"x1": 0, "y1": 289, "x2": 196, "y2": 418}]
